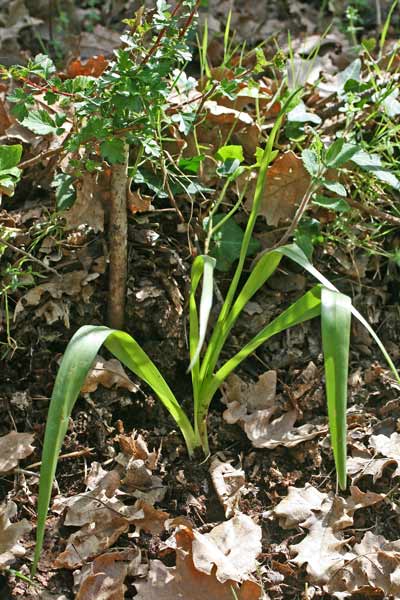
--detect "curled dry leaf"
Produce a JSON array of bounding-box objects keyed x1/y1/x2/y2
[
  {"x1": 81, "y1": 355, "x2": 138, "y2": 394},
  {"x1": 221, "y1": 372, "x2": 325, "y2": 448},
  {"x1": 64, "y1": 171, "x2": 106, "y2": 233},
  {"x1": 75, "y1": 548, "x2": 141, "y2": 600},
  {"x1": 209, "y1": 455, "x2": 245, "y2": 518},
  {"x1": 0, "y1": 431, "x2": 34, "y2": 473},
  {"x1": 326, "y1": 531, "x2": 400, "y2": 599},
  {"x1": 0, "y1": 501, "x2": 32, "y2": 570},
  {"x1": 66, "y1": 55, "x2": 108, "y2": 78},
  {"x1": 136, "y1": 522, "x2": 262, "y2": 600},
  {"x1": 244, "y1": 151, "x2": 311, "y2": 226},
  {"x1": 272, "y1": 485, "x2": 385, "y2": 584},
  {"x1": 348, "y1": 432, "x2": 400, "y2": 483}
]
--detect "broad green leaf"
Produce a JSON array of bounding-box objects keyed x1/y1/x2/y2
[
  {"x1": 209, "y1": 214, "x2": 261, "y2": 271},
  {"x1": 32, "y1": 325, "x2": 196, "y2": 575},
  {"x1": 321, "y1": 288, "x2": 351, "y2": 490},
  {"x1": 325, "y1": 140, "x2": 359, "y2": 168},
  {"x1": 216, "y1": 145, "x2": 245, "y2": 163},
  {"x1": 30, "y1": 54, "x2": 56, "y2": 78},
  {"x1": 321, "y1": 179, "x2": 347, "y2": 197},
  {"x1": 302, "y1": 148, "x2": 320, "y2": 177},
  {"x1": 21, "y1": 110, "x2": 58, "y2": 135},
  {"x1": 100, "y1": 138, "x2": 127, "y2": 164},
  {"x1": 287, "y1": 101, "x2": 321, "y2": 125},
  {"x1": 178, "y1": 155, "x2": 204, "y2": 174},
  {"x1": 188, "y1": 255, "x2": 216, "y2": 372},
  {"x1": 0, "y1": 144, "x2": 22, "y2": 170},
  {"x1": 313, "y1": 195, "x2": 350, "y2": 212}
]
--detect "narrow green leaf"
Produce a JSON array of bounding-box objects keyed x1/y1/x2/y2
[
  {"x1": 321, "y1": 288, "x2": 351, "y2": 490},
  {"x1": 188, "y1": 255, "x2": 216, "y2": 372},
  {"x1": 33, "y1": 325, "x2": 195, "y2": 575}
]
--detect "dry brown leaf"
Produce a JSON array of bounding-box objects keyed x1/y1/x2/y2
[
  {"x1": 221, "y1": 372, "x2": 324, "y2": 448},
  {"x1": 0, "y1": 501, "x2": 32, "y2": 570},
  {"x1": 118, "y1": 432, "x2": 159, "y2": 470},
  {"x1": 127, "y1": 190, "x2": 153, "y2": 214},
  {"x1": 0, "y1": 431, "x2": 34, "y2": 473},
  {"x1": 326, "y1": 531, "x2": 400, "y2": 598},
  {"x1": 209, "y1": 455, "x2": 245, "y2": 518},
  {"x1": 67, "y1": 55, "x2": 108, "y2": 78},
  {"x1": 54, "y1": 511, "x2": 130, "y2": 569},
  {"x1": 245, "y1": 151, "x2": 311, "y2": 226},
  {"x1": 75, "y1": 548, "x2": 141, "y2": 600},
  {"x1": 348, "y1": 432, "x2": 400, "y2": 483},
  {"x1": 129, "y1": 500, "x2": 169, "y2": 535},
  {"x1": 64, "y1": 171, "x2": 105, "y2": 232},
  {"x1": 272, "y1": 485, "x2": 385, "y2": 584},
  {"x1": 81, "y1": 355, "x2": 138, "y2": 394},
  {"x1": 135, "y1": 525, "x2": 262, "y2": 600}
]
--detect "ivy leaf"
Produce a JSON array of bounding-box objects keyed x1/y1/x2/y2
[
  {"x1": 216, "y1": 145, "x2": 245, "y2": 178},
  {"x1": 287, "y1": 101, "x2": 321, "y2": 125},
  {"x1": 209, "y1": 213, "x2": 261, "y2": 271},
  {"x1": 178, "y1": 155, "x2": 204, "y2": 174},
  {"x1": 21, "y1": 110, "x2": 58, "y2": 135},
  {"x1": 100, "y1": 138, "x2": 126, "y2": 164}
]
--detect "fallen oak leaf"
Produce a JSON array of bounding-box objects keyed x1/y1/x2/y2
[
  {"x1": 0, "y1": 501, "x2": 32, "y2": 570},
  {"x1": 66, "y1": 55, "x2": 109, "y2": 78},
  {"x1": 0, "y1": 431, "x2": 34, "y2": 473},
  {"x1": 81, "y1": 355, "x2": 138, "y2": 394},
  {"x1": 244, "y1": 151, "x2": 311, "y2": 226},
  {"x1": 348, "y1": 432, "x2": 400, "y2": 483},
  {"x1": 209, "y1": 455, "x2": 245, "y2": 518},
  {"x1": 75, "y1": 548, "x2": 141, "y2": 600},
  {"x1": 136, "y1": 524, "x2": 262, "y2": 600}
]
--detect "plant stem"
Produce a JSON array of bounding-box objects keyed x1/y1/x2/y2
[{"x1": 107, "y1": 143, "x2": 129, "y2": 329}]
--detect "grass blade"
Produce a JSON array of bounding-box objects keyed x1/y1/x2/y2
[
  {"x1": 321, "y1": 288, "x2": 351, "y2": 491},
  {"x1": 32, "y1": 325, "x2": 195, "y2": 575}
]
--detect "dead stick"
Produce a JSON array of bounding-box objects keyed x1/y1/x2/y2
[
  {"x1": 24, "y1": 447, "x2": 94, "y2": 470},
  {"x1": 108, "y1": 143, "x2": 129, "y2": 329},
  {"x1": 346, "y1": 197, "x2": 400, "y2": 226}
]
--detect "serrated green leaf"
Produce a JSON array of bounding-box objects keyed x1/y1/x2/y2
[
  {"x1": 100, "y1": 138, "x2": 126, "y2": 164},
  {"x1": 21, "y1": 110, "x2": 57, "y2": 135},
  {"x1": 321, "y1": 179, "x2": 347, "y2": 197},
  {"x1": 301, "y1": 148, "x2": 320, "y2": 177},
  {"x1": 351, "y1": 149, "x2": 400, "y2": 190}
]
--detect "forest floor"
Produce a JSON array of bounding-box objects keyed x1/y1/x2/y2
[{"x1": 1, "y1": 1, "x2": 400, "y2": 599}]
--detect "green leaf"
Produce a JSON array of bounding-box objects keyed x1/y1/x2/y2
[
  {"x1": 0, "y1": 145, "x2": 22, "y2": 196},
  {"x1": 32, "y1": 325, "x2": 196, "y2": 575},
  {"x1": 321, "y1": 179, "x2": 347, "y2": 197},
  {"x1": 209, "y1": 214, "x2": 261, "y2": 271},
  {"x1": 0, "y1": 144, "x2": 22, "y2": 170},
  {"x1": 188, "y1": 255, "x2": 216, "y2": 372},
  {"x1": 30, "y1": 54, "x2": 56, "y2": 78},
  {"x1": 302, "y1": 149, "x2": 320, "y2": 178},
  {"x1": 52, "y1": 173, "x2": 76, "y2": 211},
  {"x1": 21, "y1": 110, "x2": 57, "y2": 135},
  {"x1": 321, "y1": 288, "x2": 351, "y2": 490},
  {"x1": 313, "y1": 195, "x2": 350, "y2": 212},
  {"x1": 287, "y1": 101, "x2": 321, "y2": 125},
  {"x1": 325, "y1": 140, "x2": 359, "y2": 168},
  {"x1": 351, "y1": 150, "x2": 400, "y2": 190},
  {"x1": 216, "y1": 145, "x2": 245, "y2": 163},
  {"x1": 100, "y1": 138, "x2": 127, "y2": 164},
  {"x1": 178, "y1": 155, "x2": 204, "y2": 174}
]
